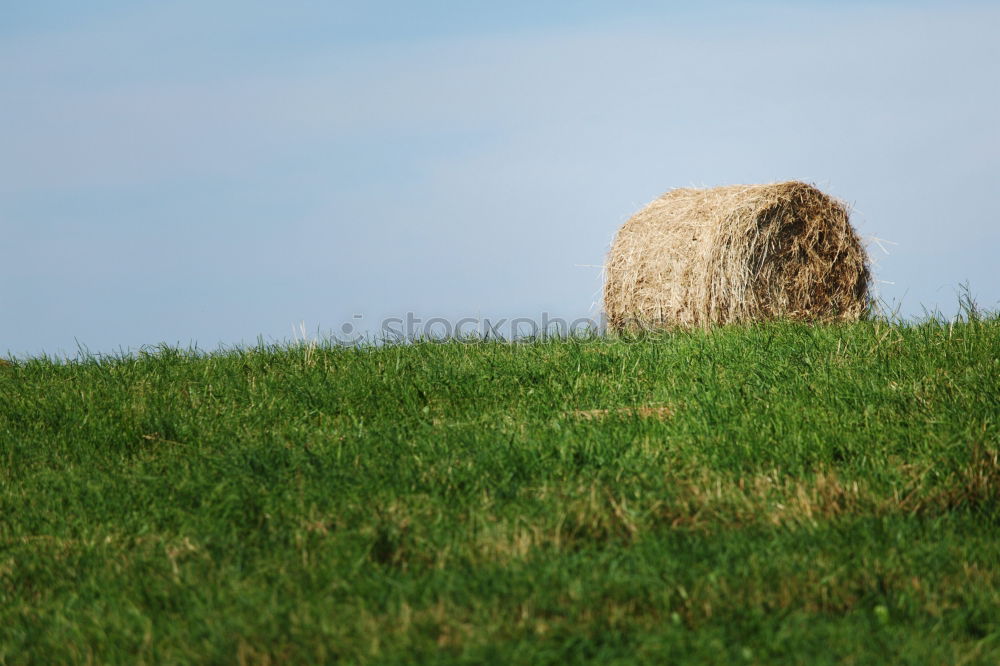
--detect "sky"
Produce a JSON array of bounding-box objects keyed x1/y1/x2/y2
[{"x1": 2, "y1": 1, "x2": 998, "y2": 357}]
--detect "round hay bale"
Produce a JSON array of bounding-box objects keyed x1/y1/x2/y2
[{"x1": 604, "y1": 181, "x2": 870, "y2": 331}]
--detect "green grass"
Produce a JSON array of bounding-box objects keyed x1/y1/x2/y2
[{"x1": 2, "y1": 316, "x2": 999, "y2": 664}]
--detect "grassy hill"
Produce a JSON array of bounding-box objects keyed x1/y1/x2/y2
[{"x1": 2, "y1": 316, "x2": 999, "y2": 663}]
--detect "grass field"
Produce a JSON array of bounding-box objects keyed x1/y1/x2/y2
[{"x1": 2, "y1": 315, "x2": 999, "y2": 663}]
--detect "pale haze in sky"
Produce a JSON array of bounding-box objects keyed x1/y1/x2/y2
[{"x1": 2, "y1": 1, "x2": 998, "y2": 357}]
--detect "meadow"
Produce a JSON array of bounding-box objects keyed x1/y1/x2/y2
[{"x1": 2, "y1": 314, "x2": 999, "y2": 663}]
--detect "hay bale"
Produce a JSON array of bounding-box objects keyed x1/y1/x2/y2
[{"x1": 604, "y1": 181, "x2": 870, "y2": 331}]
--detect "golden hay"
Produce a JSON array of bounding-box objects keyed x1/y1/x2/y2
[{"x1": 604, "y1": 181, "x2": 870, "y2": 331}]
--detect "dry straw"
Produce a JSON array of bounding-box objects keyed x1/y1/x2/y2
[{"x1": 604, "y1": 181, "x2": 871, "y2": 331}]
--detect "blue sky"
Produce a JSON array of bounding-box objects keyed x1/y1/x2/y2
[{"x1": 2, "y1": 2, "x2": 998, "y2": 356}]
